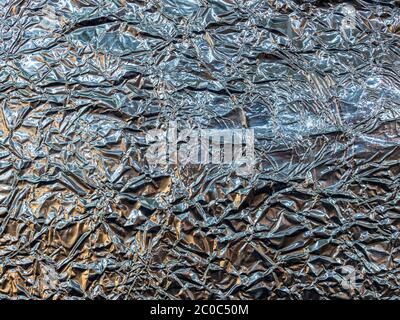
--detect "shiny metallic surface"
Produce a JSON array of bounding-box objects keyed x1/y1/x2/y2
[{"x1": 0, "y1": 0, "x2": 399, "y2": 299}]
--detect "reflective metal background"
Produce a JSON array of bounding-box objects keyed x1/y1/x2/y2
[{"x1": 0, "y1": 0, "x2": 399, "y2": 299}]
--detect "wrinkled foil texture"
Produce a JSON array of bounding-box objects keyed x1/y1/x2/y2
[{"x1": 0, "y1": 0, "x2": 399, "y2": 300}]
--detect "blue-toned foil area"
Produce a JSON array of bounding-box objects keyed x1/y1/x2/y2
[{"x1": 0, "y1": 0, "x2": 399, "y2": 299}]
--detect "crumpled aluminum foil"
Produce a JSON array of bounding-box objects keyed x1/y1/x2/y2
[{"x1": 0, "y1": 0, "x2": 399, "y2": 300}]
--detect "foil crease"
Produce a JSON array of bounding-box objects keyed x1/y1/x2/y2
[{"x1": 0, "y1": 0, "x2": 399, "y2": 300}]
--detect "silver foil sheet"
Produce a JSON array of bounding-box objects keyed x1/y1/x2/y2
[{"x1": 0, "y1": 0, "x2": 399, "y2": 299}]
